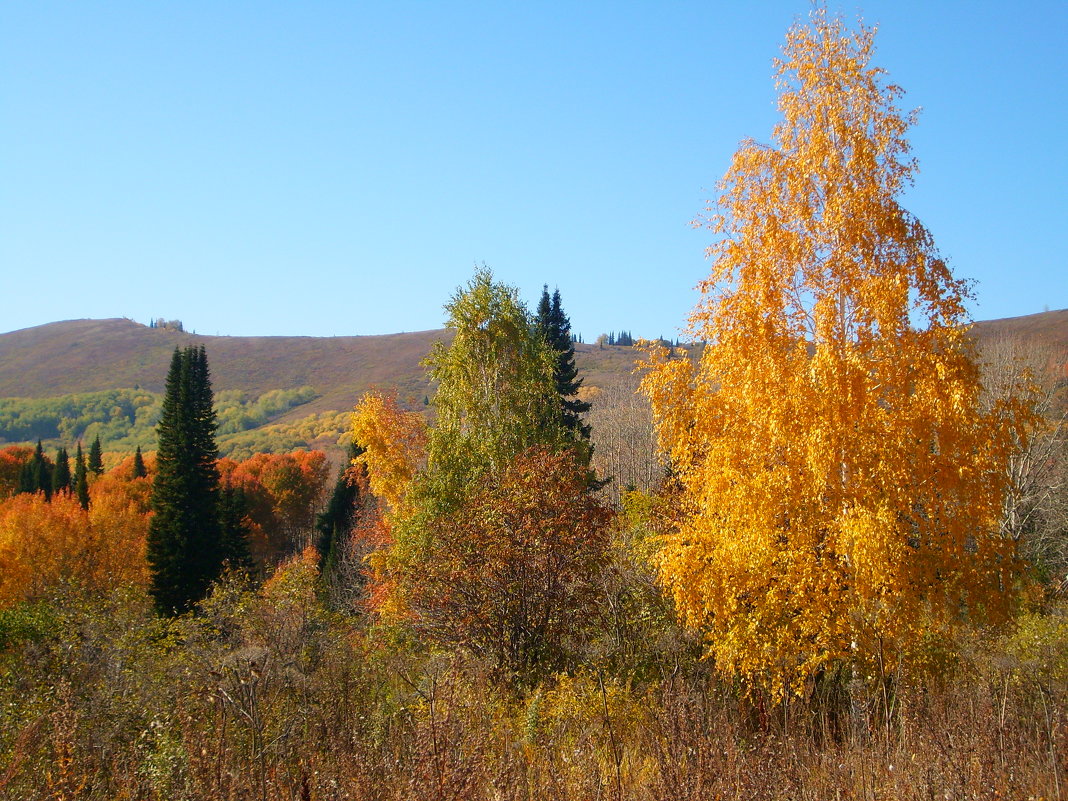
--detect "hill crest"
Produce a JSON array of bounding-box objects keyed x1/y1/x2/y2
[
  {"x1": 1, "y1": 311, "x2": 1064, "y2": 457},
  {"x1": 3, "y1": 310, "x2": 1065, "y2": 402}
]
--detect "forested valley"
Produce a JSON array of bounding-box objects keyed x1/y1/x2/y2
[{"x1": 2, "y1": 10, "x2": 1067, "y2": 800}]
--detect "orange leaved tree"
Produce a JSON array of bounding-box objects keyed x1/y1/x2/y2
[
  {"x1": 641, "y1": 9, "x2": 1033, "y2": 694},
  {"x1": 218, "y1": 450, "x2": 332, "y2": 564},
  {"x1": 404, "y1": 446, "x2": 611, "y2": 678},
  {"x1": 0, "y1": 486, "x2": 149, "y2": 607}
]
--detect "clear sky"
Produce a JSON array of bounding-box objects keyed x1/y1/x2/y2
[{"x1": 2, "y1": 1, "x2": 1065, "y2": 341}]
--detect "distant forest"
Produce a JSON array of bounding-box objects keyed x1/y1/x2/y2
[{"x1": 0, "y1": 385, "x2": 346, "y2": 459}]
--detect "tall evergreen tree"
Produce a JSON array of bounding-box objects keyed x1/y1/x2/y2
[
  {"x1": 51, "y1": 448, "x2": 71, "y2": 495},
  {"x1": 536, "y1": 286, "x2": 592, "y2": 445},
  {"x1": 132, "y1": 445, "x2": 147, "y2": 478},
  {"x1": 18, "y1": 448, "x2": 36, "y2": 495},
  {"x1": 73, "y1": 443, "x2": 90, "y2": 510},
  {"x1": 146, "y1": 346, "x2": 224, "y2": 615},
  {"x1": 316, "y1": 442, "x2": 365, "y2": 577},
  {"x1": 20, "y1": 440, "x2": 52, "y2": 499},
  {"x1": 219, "y1": 485, "x2": 254, "y2": 572},
  {"x1": 87, "y1": 436, "x2": 104, "y2": 476}
]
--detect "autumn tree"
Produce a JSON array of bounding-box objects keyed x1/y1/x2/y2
[
  {"x1": 406, "y1": 446, "x2": 612, "y2": 680},
  {"x1": 350, "y1": 391, "x2": 426, "y2": 519},
  {"x1": 980, "y1": 338, "x2": 1068, "y2": 586},
  {"x1": 641, "y1": 9, "x2": 1032, "y2": 694},
  {"x1": 146, "y1": 346, "x2": 224, "y2": 615},
  {"x1": 0, "y1": 446, "x2": 32, "y2": 500},
  {"x1": 219, "y1": 450, "x2": 332, "y2": 563},
  {"x1": 0, "y1": 485, "x2": 150, "y2": 608},
  {"x1": 357, "y1": 270, "x2": 611, "y2": 677}
]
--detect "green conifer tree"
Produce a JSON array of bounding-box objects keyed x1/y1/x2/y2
[
  {"x1": 132, "y1": 445, "x2": 147, "y2": 479},
  {"x1": 219, "y1": 485, "x2": 254, "y2": 573},
  {"x1": 20, "y1": 440, "x2": 53, "y2": 499},
  {"x1": 87, "y1": 436, "x2": 104, "y2": 476},
  {"x1": 316, "y1": 442, "x2": 364, "y2": 577},
  {"x1": 73, "y1": 443, "x2": 90, "y2": 510},
  {"x1": 536, "y1": 286, "x2": 592, "y2": 445},
  {"x1": 18, "y1": 451, "x2": 36, "y2": 495},
  {"x1": 51, "y1": 448, "x2": 71, "y2": 495},
  {"x1": 146, "y1": 346, "x2": 224, "y2": 615}
]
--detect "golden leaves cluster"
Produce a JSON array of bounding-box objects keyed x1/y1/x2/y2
[
  {"x1": 642, "y1": 8, "x2": 1033, "y2": 694},
  {"x1": 350, "y1": 390, "x2": 427, "y2": 520}
]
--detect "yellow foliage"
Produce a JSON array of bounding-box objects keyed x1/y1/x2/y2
[
  {"x1": 350, "y1": 391, "x2": 427, "y2": 519},
  {"x1": 1002, "y1": 606, "x2": 1068, "y2": 683},
  {"x1": 641, "y1": 8, "x2": 1034, "y2": 695},
  {"x1": 0, "y1": 489, "x2": 149, "y2": 607}
]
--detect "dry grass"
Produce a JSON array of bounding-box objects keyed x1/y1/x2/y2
[{"x1": 1, "y1": 570, "x2": 1064, "y2": 801}]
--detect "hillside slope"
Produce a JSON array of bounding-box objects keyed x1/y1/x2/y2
[
  {"x1": 0, "y1": 318, "x2": 441, "y2": 415},
  {"x1": 1, "y1": 310, "x2": 1064, "y2": 455},
  {"x1": 969, "y1": 308, "x2": 1068, "y2": 354},
  {"x1": 0, "y1": 317, "x2": 660, "y2": 412}
]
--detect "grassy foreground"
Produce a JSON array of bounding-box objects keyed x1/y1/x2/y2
[{"x1": 1, "y1": 559, "x2": 1063, "y2": 801}]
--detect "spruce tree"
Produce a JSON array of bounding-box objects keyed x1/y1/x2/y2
[
  {"x1": 219, "y1": 485, "x2": 254, "y2": 572},
  {"x1": 73, "y1": 443, "x2": 90, "y2": 510},
  {"x1": 87, "y1": 436, "x2": 104, "y2": 476},
  {"x1": 20, "y1": 440, "x2": 53, "y2": 499},
  {"x1": 132, "y1": 446, "x2": 147, "y2": 478},
  {"x1": 51, "y1": 448, "x2": 71, "y2": 495},
  {"x1": 18, "y1": 450, "x2": 36, "y2": 495},
  {"x1": 146, "y1": 346, "x2": 224, "y2": 615},
  {"x1": 315, "y1": 442, "x2": 364, "y2": 576},
  {"x1": 536, "y1": 286, "x2": 592, "y2": 444}
]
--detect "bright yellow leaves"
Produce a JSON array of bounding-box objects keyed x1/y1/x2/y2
[
  {"x1": 350, "y1": 390, "x2": 427, "y2": 519},
  {"x1": 642, "y1": 8, "x2": 1030, "y2": 695},
  {"x1": 0, "y1": 485, "x2": 150, "y2": 608}
]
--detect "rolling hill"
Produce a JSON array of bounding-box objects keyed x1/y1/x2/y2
[
  {"x1": 0, "y1": 317, "x2": 643, "y2": 456},
  {"x1": 0, "y1": 310, "x2": 1064, "y2": 457}
]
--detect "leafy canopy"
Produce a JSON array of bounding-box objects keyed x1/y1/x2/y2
[
  {"x1": 351, "y1": 270, "x2": 610, "y2": 679},
  {"x1": 422, "y1": 268, "x2": 564, "y2": 507},
  {"x1": 641, "y1": 8, "x2": 1033, "y2": 694}
]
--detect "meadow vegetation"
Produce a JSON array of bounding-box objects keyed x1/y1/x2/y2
[{"x1": 0, "y1": 386, "x2": 328, "y2": 458}]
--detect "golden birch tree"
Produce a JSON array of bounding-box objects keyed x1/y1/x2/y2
[
  {"x1": 350, "y1": 389, "x2": 427, "y2": 519},
  {"x1": 641, "y1": 8, "x2": 1033, "y2": 694}
]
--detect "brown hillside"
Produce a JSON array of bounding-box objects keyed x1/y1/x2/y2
[
  {"x1": 0, "y1": 318, "x2": 444, "y2": 415},
  {"x1": 1, "y1": 310, "x2": 1065, "y2": 417},
  {"x1": 0, "y1": 319, "x2": 651, "y2": 420},
  {"x1": 970, "y1": 308, "x2": 1068, "y2": 354}
]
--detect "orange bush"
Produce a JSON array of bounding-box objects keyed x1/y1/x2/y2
[
  {"x1": 220, "y1": 450, "x2": 332, "y2": 563},
  {"x1": 0, "y1": 489, "x2": 149, "y2": 607},
  {"x1": 0, "y1": 446, "x2": 32, "y2": 500}
]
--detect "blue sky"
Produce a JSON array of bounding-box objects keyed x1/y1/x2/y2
[{"x1": 2, "y1": 1, "x2": 1065, "y2": 341}]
